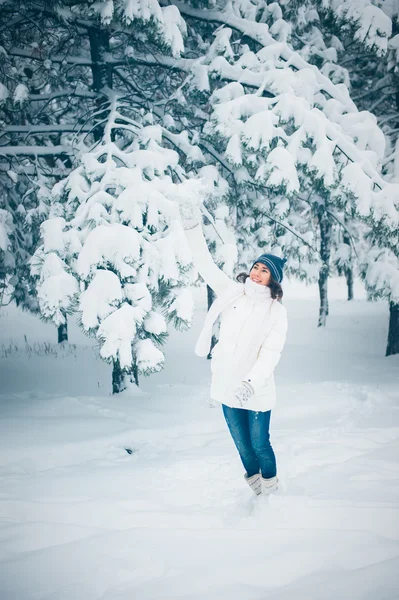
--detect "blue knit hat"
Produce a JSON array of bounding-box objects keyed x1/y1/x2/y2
[{"x1": 251, "y1": 254, "x2": 287, "y2": 283}]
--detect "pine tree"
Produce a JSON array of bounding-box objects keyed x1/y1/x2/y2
[
  {"x1": 0, "y1": 169, "x2": 50, "y2": 312},
  {"x1": 1, "y1": 0, "x2": 398, "y2": 356},
  {"x1": 165, "y1": 0, "x2": 397, "y2": 327},
  {"x1": 31, "y1": 97, "x2": 198, "y2": 392}
]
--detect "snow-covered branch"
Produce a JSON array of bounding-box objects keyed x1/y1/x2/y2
[
  {"x1": 172, "y1": 1, "x2": 357, "y2": 111},
  {"x1": 29, "y1": 89, "x2": 97, "y2": 101},
  {"x1": 1, "y1": 124, "x2": 92, "y2": 135},
  {"x1": 0, "y1": 164, "x2": 65, "y2": 176},
  {"x1": 9, "y1": 47, "x2": 93, "y2": 66},
  {"x1": 0, "y1": 145, "x2": 73, "y2": 156}
]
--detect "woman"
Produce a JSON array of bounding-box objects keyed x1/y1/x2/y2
[{"x1": 180, "y1": 206, "x2": 288, "y2": 497}]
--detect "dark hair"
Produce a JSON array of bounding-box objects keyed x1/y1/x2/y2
[{"x1": 236, "y1": 272, "x2": 283, "y2": 301}]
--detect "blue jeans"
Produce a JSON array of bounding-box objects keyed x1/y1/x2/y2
[{"x1": 222, "y1": 404, "x2": 277, "y2": 479}]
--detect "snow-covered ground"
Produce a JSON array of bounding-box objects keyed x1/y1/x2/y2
[{"x1": 0, "y1": 279, "x2": 398, "y2": 600}]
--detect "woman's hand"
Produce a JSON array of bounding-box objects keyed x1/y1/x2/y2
[{"x1": 233, "y1": 381, "x2": 254, "y2": 407}]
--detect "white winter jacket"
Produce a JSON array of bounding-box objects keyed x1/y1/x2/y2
[{"x1": 186, "y1": 224, "x2": 288, "y2": 412}]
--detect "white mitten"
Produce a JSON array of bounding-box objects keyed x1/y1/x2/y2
[
  {"x1": 233, "y1": 381, "x2": 254, "y2": 407},
  {"x1": 178, "y1": 199, "x2": 202, "y2": 231}
]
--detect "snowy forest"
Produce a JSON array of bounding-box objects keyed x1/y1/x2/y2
[
  {"x1": 1, "y1": 2, "x2": 399, "y2": 599},
  {"x1": 0, "y1": 0, "x2": 398, "y2": 393}
]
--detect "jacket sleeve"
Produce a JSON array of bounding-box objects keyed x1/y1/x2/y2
[
  {"x1": 184, "y1": 223, "x2": 233, "y2": 297},
  {"x1": 243, "y1": 305, "x2": 288, "y2": 393}
]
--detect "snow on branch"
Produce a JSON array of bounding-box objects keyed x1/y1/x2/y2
[
  {"x1": 29, "y1": 89, "x2": 97, "y2": 101},
  {"x1": 32, "y1": 101, "x2": 198, "y2": 377},
  {"x1": 173, "y1": 0, "x2": 359, "y2": 111},
  {"x1": 9, "y1": 47, "x2": 93, "y2": 66},
  {"x1": 361, "y1": 246, "x2": 399, "y2": 302},
  {"x1": 207, "y1": 87, "x2": 399, "y2": 243},
  {"x1": 320, "y1": 0, "x2": 392, "y2": 56},
  {"x1": 2, "y1": 125, "x2": 92, "y2": 134},
  {"x1": 0, "y1": 145, "x2": 73, "y2": 156}
]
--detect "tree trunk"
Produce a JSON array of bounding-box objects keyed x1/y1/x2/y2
[
  {"x1": 385, "y1": 94, "x2": 399, "y2": 355},
  {"x1": 112, "y1": 359, "x2": 126, "y2": 394},
  {"x1": 207, "y1": 284, "x2": 218, "y2": 359},
  {"x1": 344, "y1": 265, "x2": 354, "y2": 301},
  {"x1": 318, "y1": 268, "x2": 329, "y2": 327},
  {"x1": 317, "y1": 207, "x2": 332, "y2": 327},
  {"x1": 88, "y1": 27, "x2": 112, "y2": 140},
  {"x1": 132, "y1": 357, "x2": 139, "y2": 387},
  {"x1": 386, "y1": 301, "x2": 399, "y2": 356},
  {"x1": 88, "y1": 28, "x2": 112, "y2": 93},
  {"x1": 58, "y1": 317, "x2": 68, "y2": 343},
  {"x1": 112, "y1": 359, "x2": 139, "y2": 394},
  {"x1": 343, "y1": 231, "x2": 354, "y2": 301}
]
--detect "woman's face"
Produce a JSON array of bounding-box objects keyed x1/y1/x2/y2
[{"x1": 250, "y1": 262, "x2": 271, "y2": 286}]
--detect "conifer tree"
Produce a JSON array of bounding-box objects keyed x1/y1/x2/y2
[
  {"x1": 1, "y1": 0, "x2": 398, "y2": 357},
  {"x1": 32, "y1": 98, "x2": 197, "y2": 392}
]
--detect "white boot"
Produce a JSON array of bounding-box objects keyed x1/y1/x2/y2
[
  {"x1": 244, "y1": 473, "x2": 262, "y2": 496},
  {"x1": 261, "y1": 475, "x2": 278, "y2": 495}
]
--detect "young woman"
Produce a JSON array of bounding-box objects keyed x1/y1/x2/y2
[{"x1": 180, "y1": 208, "x2": 288, "y2": 497}]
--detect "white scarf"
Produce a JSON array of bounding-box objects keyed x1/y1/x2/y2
[{"x1": 195, "y1": 278, "x2": 274, "y2": 357}]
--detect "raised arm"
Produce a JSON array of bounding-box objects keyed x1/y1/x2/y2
[{"x1": 184, "y1": 222, "x2": 233, "y2": 297}]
